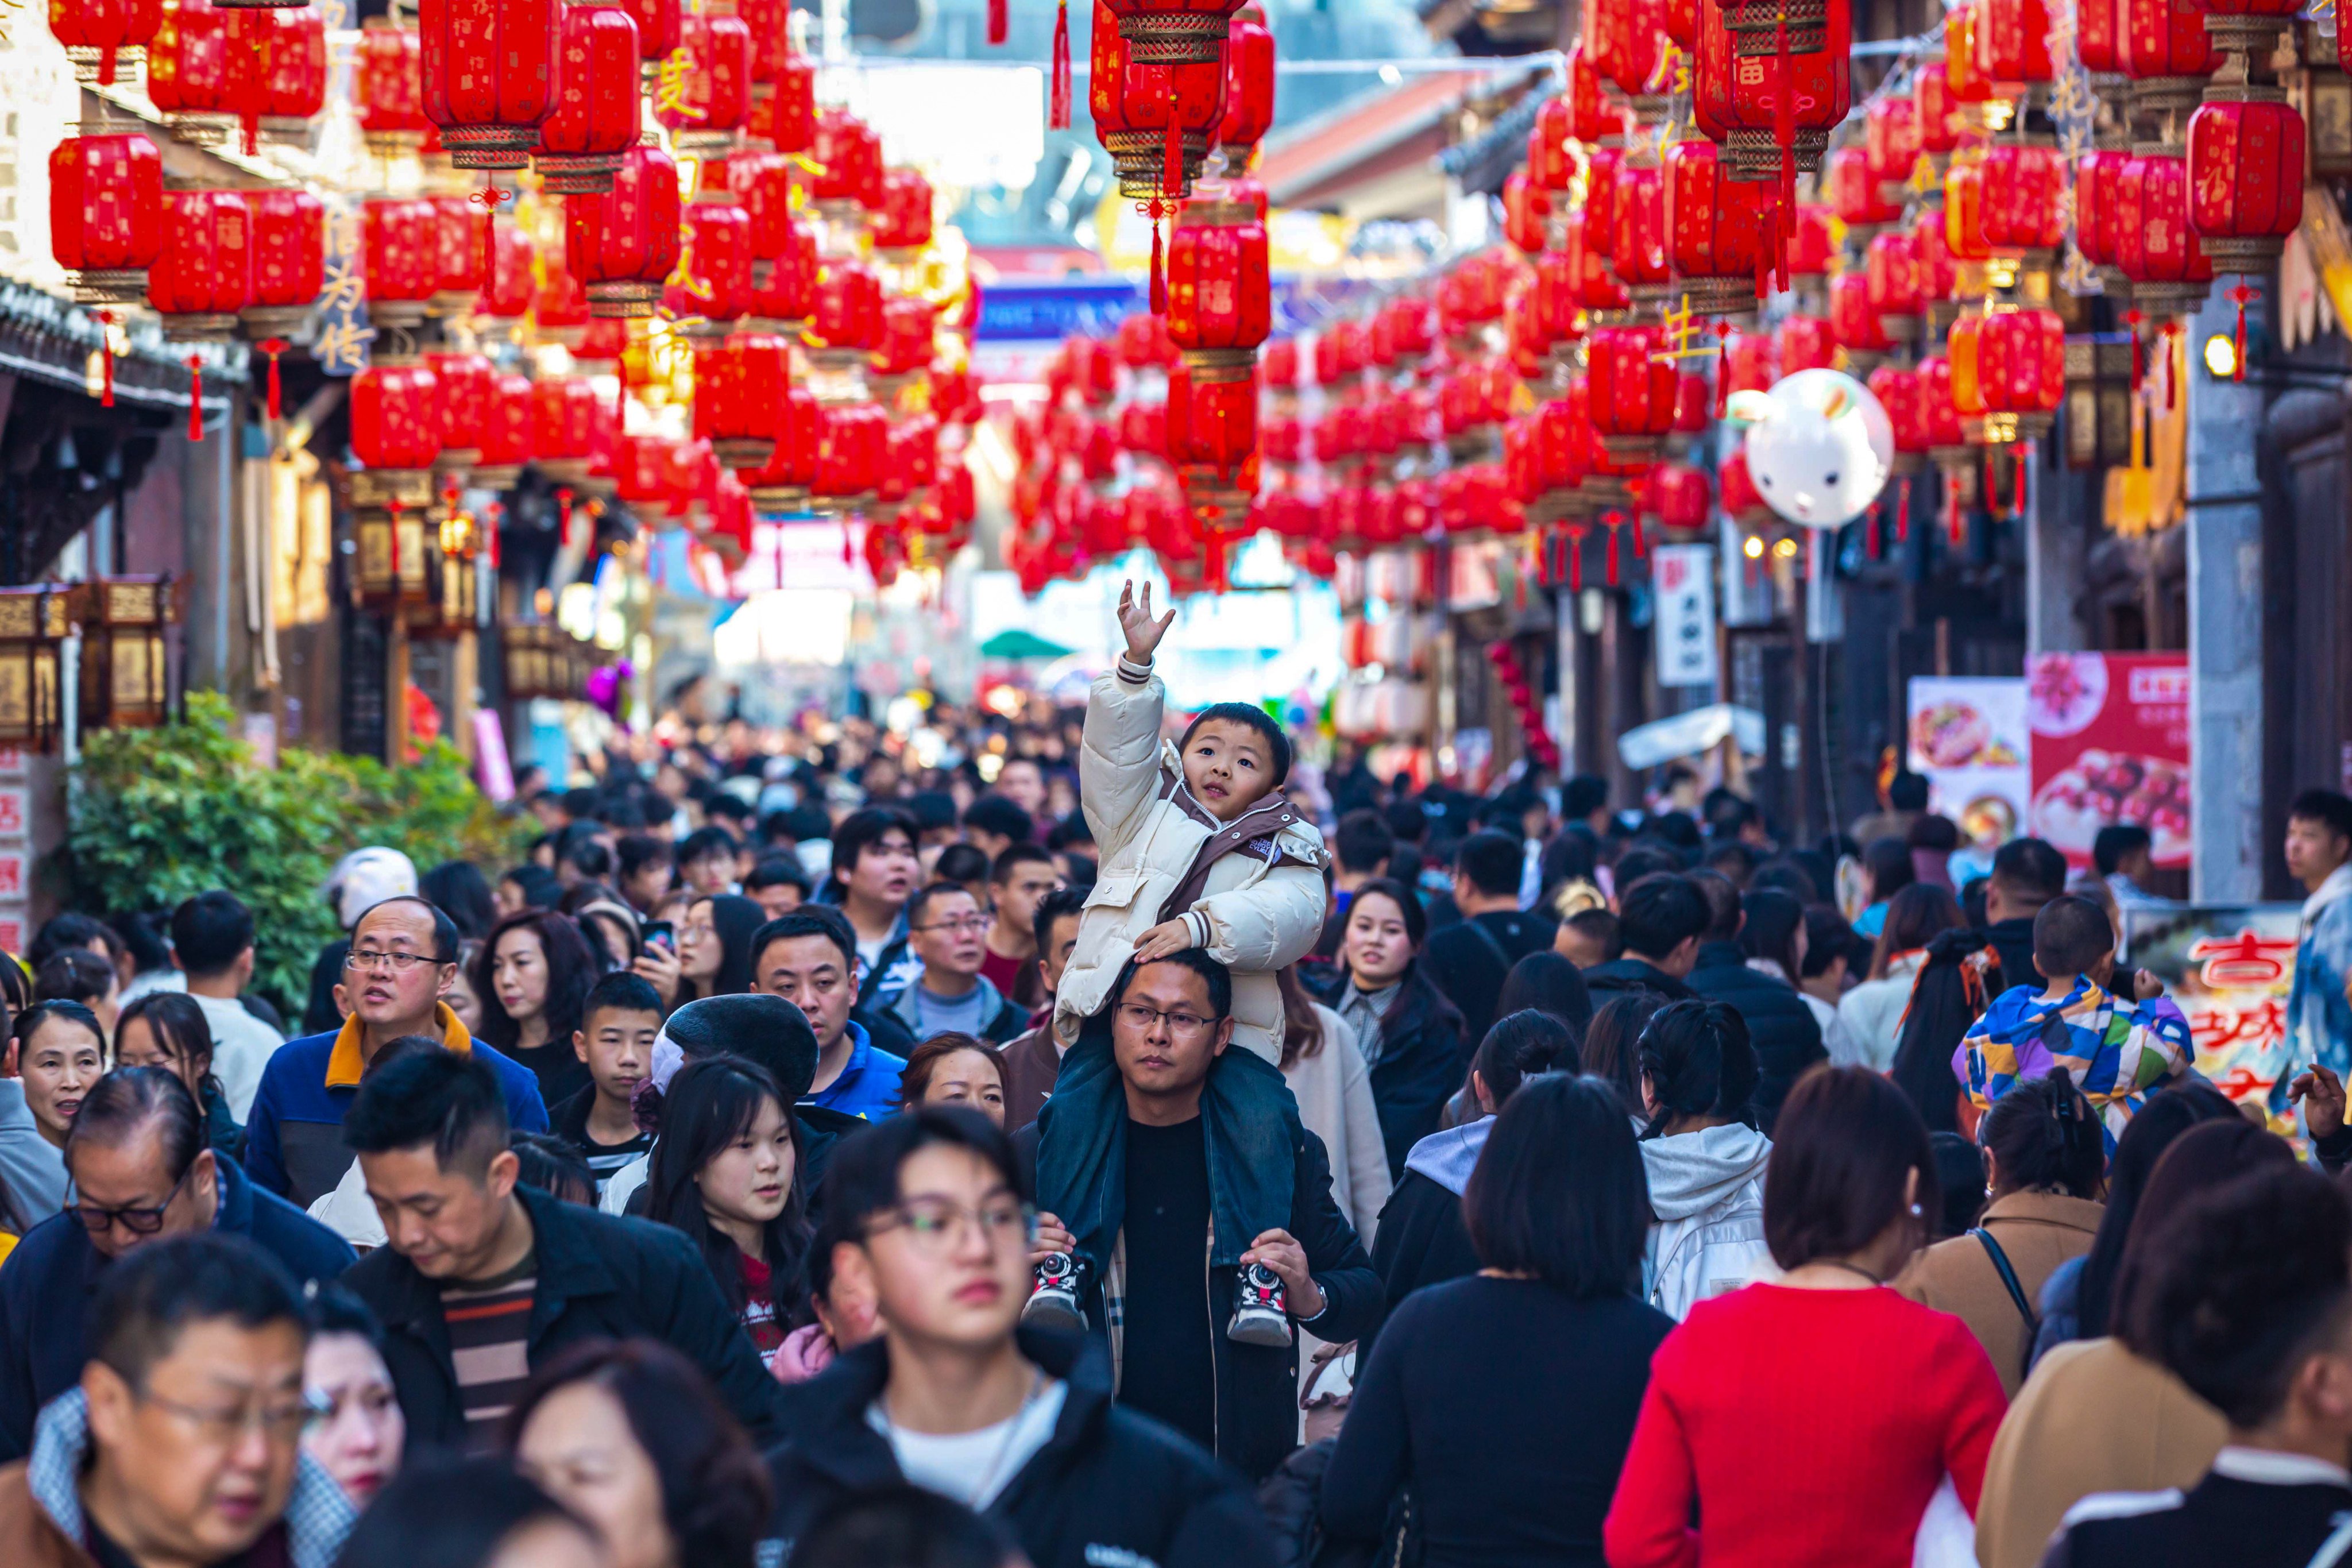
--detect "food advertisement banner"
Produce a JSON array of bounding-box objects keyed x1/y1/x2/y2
[
  {"x1": 2026, "y1": 653, "x2": 2192, "y2": 869},
  {"x1": 1907, "y1": 677, "x2": 2029, "y2": 847},
  {"x1": 2123, "y1": 906, "x2": 2301, "y2": 1118}
]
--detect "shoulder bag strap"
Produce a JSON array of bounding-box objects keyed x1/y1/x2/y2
[
  {"x1": 2306, "y1": 1512, "x2": 2352, "y2": 1568},
  {"x1": 1972, "y1": 1226, "x2": 2038, "y2": 1333},
  {"x1": 1460, "y1": 912, "x2": 1514, "y2": 969}
]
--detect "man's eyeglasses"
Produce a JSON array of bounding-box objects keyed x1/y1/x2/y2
[
  {"x1": 74, "y1": 1161, "x2": 195, "y2": 1236},
  {"x1": 914, "y1": 915, "x2": 992, "y2": 935},
  {"x1": 142, "y1": 1387, "x2": 323, "y2": 1445},
  {"x1": 1115, "y1": 1002, "x2": 1216, "y2": 1038},
  {"x1": 864, "y1": 1198, "x2": 1034, "y2": 1253},
  {"x1": 344, "y1": 948, "x2": 450, "y2": 973}
]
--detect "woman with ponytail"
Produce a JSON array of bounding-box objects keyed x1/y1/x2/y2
[
  {"x1": 1894, "y1": 1067, "x2": 2105, "y2": 1397},
  {"x1": 1635, "y1": 1000, "x2": 1772, "y2": 1320}
]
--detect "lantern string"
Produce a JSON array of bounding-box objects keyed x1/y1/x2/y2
[
  {"x1": 186, "y1": 356, "x2": 203, "y2": 444},
  {"x1": 986, "y1": 0, "x2": 1007, "y2": 46},
  {"x1": 1049, "y1": 0, "x2": 1072, "y2": 129},
  {"x1": 96, "y1": 311, "x2": 114, "y2": 409}
]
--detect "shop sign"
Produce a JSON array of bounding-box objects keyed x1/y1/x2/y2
[
  {"x1": 1652, "y1": 544, "x2": 1717, "y2": 689},
  {"x1": 2026, "y1": 653, "x2": 2192, "y2": 870}
]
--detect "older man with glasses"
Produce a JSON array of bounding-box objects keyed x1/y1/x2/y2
[
  {"x1": 0, "y1": 1232, "x2": 356, "y2": 1568},
  {"x1": 243, "y1": 895, "x2": 548, "y2": 1207},
  {"x1": 0, "y1": 1068, "x2": 353, "y2": 1462},
  {"x1": 872, "y1": 883, "x2": 1032, "y2": 1049}
]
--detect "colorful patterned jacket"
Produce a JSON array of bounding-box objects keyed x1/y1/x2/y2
[{"x1": 1956, "y1": 976, "x2": 2192, "y2": 1145}]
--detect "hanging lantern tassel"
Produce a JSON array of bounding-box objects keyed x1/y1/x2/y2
[
  {"x1": 388, "y1": 496, "x2": 403, "y2": 580},
  {"x1": 1148, "y1": 200, "x2": 1167, "y2": 315},
  {"x1": 1982, "y1": 449, "x2": 1997, "y2": 519},
  {"x1": 1604, "y1": 513, "x2": 1621, "y2": 586},
  {"x1": 2123, "y1": 308, "x2": 2144, "y2": 392},
  {"x1": 1567, "y1": 525, "x2": 1585, "y2": 592},
  {"x1": 486, "y1": 501, "x2": 503, "y2": 571},
  {"x1": 843, "y1": 516, "x2": 853, "y2": 565},
  {"x1": 186, "y1": 356, "x2": 204, "y2": 443},
  {"x1": 2162, "y1": 323, "x2": 2178, "y2": 410},
  {"x1": 2231, "y1": 284, "x2": 2250, "y2": 384},
  {"x1": 1049, "y1": 0, "x2": 1072, "y2": 130},
  {"x1": 2014, "y1": 442, "x2": 2028, "y2": 517},
  {"x1": 1896, "y1": 474, "x2": 1911, "y2": 543},
  {"x1": 260, "y1": 338, "x2": 287, "y2": 422},
  {"x1": 986, "y1": 0, "x2": 1007, "y2": 45},
  {"x1": 96, "y1": 310, "x2": 115, "y2": 408},
  {"x1": 1629, "y1": 512, "x2": 1647, "y2": 559},
  {"x1": 557, "y1": 485, "x2": 576, "y2": 549},
  {"x1": 1866, "y1": 502, "x2": 1882, "y2": 560}
]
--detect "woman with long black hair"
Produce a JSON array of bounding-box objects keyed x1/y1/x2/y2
[
  {"x1": 1303, "y1": 875, "x2": 1467, "y2": 1179},
  {"x1": 643, "y1": 1055, "x2": 810, "y2": 1354},
  {"x1": 473, "y1": 910, "x2": 600, "y2": 1107}
]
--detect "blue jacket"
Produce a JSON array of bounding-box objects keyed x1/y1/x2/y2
[
  {"x1": 244, "y1": 1004, "x2": 549, "y2": 1206},
  {"x1": 797, "y1": 1021, "x2": 908, "y2": 1122},
  {"x1": 0, "y1": 1153, "x2": 355, "y2": 1460}
]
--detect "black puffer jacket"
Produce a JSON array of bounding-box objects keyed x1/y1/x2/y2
[
  {"x1": 1683, "y1": 941, "x2": 1824, "y2": 1130},
  {"x1": 767, "y1": 1328, "x2": 1276, "y2": 1568},
  {"x1": 1302, "y1": 965, "x2": 1467, "y2": 1179}
]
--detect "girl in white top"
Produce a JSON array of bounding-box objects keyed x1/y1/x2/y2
[{"x1": 1837, "y1": 884, "x2": 1967, "y2": 1072}]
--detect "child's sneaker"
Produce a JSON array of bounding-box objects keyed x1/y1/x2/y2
[
  {"x1": 1022, "y1": 1250, "x2": 1088, "y2": 1332},
  {"x1": 1227, "y1": 1262, "x2": 1292, "y2": 1346}
]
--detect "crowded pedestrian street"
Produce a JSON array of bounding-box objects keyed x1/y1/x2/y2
[{"x1": 0, "y1": 0, "x2": 2346, "y2": 1565}]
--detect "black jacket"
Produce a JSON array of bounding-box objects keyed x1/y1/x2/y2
[
  {"x1": 1683, "y1": 940, "x2": 1826, "y2": 1130},
  {"x1": 1419, "y1": 909, "x2": 1555, "y2": 1049},
  {"x1": 1301, "y1": 967, "x2": 1466, "y2": 1179},
  {"x1": 0, "y1": 1156, "x2": 355, "y2": 1461},
  {"x1": 1984, "y1": 916, "x2": 2044, "y2": 992},
  {"x1": 1014, "y1": 1116, "x2": 1382, "y2": 1483},
  {"x1": 766, "y1": 1328, "x2": 1275, "y2": 1568},
  {"x1": 1364, "y1": 1167, "x2": 1481, "y2": 1355},
  {"x1": 1579, "y1": 957, "x2": 1696, "y2": 1002},
  {"x1": 343, "y1": 1181, "x2": 789, "y2": 1454}
]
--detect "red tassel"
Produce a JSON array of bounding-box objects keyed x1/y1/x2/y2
[
  {"x1": 2125, "y1": 309, "x2": 2144, "y2": 391},
  {"x1": 2163, "y1": 325, "x2": 2177, "y2": 410},
  {"x1": 486, "y1": 502, "x2": 503, "y2": 570},
  {"x1": 1049, "y1": 0, "x2": 1071, "y2": 130},
  {"x1": 243, "y1": 106, "x2": 259, "y2": 157},
  {"x1": 843, "y1": 517, "x2": 853, "y2": 565},
  {"x1": 557, "y1": 485, "x2": 576, "y2": 548},
  {"x1": 1630, "y1": 513, "x2": 1647, "y2": 558},
  {"x1": 2233, "y1": 291, "x2": 2247, "y2": 384},
  {"x1": 1896, "y1": 474, "x2": 1911, "y2": 542},
  {"x1": 1148, "y1": 202, "x2": 1167, "y2": 315},
  {"x1": 986, "y1": 0, "x2": 1007, "y2": 45},
  {"x1": 1206, "y1": 534, "x2": 1228, "y2": 594},
  {"x1": 1605, "y1": 520, "x2": 1621, "y2": 585},
  {"x1": 96, "y1": 311, "x2": 114, "y2": 408},
  {"x1": 261, "y1": 338, "x2": 286, "y2": 422},
  {"x1": 388, "y1": 497, "x2": 403, "y2": 580},
  {"x1": 98, "y1": 43, "x2": 117, "y2": 85},
  {"x1": 1982, "y1": 450, "x2": 1998, "y2": 518},
  {"x1": 1947, "y1": 470, "x2": 1964, "y2": 544},
  {"x1": 2013, "y1": 443, "x2": 2027, "y2": 516},
  {"x1": 1867, "y1": 504, "x2": 1882, "y2": 560},
  {"x1": 1162, "y1": 118, "x2": 1184, "y2": 204},
  {"x1": 1568, "y1": 528, "x2": 1584, "y2": 591},
  {"x1": 187, "y1": 356, "x2": 203, "y2": 443}
]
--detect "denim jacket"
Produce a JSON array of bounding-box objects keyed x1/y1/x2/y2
[{"x1": 2287, "y1": 864, "x2": 2352, "y2": 1117}]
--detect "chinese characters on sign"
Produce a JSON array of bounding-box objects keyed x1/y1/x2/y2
[
  {"x1": 2125, "y1": 907, "x2": 2301, "y2": 1119},
  {"x1": 1651, "y1": 544, "x2": 1718, "y2": 689},
  {"x1": 316, "y1": 201, "x2": 374, "y2": 375},
  {"x1": 2027, "y1": 652, "x2": 2192, "y2": 870}
]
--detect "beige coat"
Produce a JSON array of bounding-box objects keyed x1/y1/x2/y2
[
  {"x1": 1281, "y1": 1005, "x2": 1391, "y2": 1243},
  {"x1": 1895, "y1": 1190, "x2": 2105, "y2": 1399},
  {"x1": 1972, "y1": 1337, "x2": 2227, "y2": 1568},
  {"x1": 1055, "y1": 664, "x2": 1327, "y2": 1065}
]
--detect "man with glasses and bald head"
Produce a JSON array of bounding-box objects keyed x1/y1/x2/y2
[
  {"x1": 0, "y1": 1068, "x2": 352, "y2": 1461},
  {"x1": 243, "y1": 895, "x2": 549, "y2": 1208}
]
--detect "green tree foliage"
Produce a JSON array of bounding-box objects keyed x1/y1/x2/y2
[{"x1": 64, "y1": 693, "x2": 528, "y2": 1015}]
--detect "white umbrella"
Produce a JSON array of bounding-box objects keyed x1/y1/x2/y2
[{"x1": 1616, "y1": 704, "x2": 1767, "y2": 772}]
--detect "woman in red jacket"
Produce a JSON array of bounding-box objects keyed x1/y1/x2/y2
[{"x1": 1604, "y1": 1066, "x2": 2009, "y2": 1568}]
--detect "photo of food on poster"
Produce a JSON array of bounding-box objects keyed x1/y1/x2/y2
[
  {"x1": 2122, "y1": 906, "x2": 2301, "y2": 1119},
  {"x1": 2027, "y1": 652, "x2": 2192, "y2": 870},
  {"x1": 1906, "y1": 677, "x2": 2029, "y2": 850}
]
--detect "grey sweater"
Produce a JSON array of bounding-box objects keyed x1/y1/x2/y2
[{"x1": 0, "y1": 1079, "x2": 65, "y2": 1236}]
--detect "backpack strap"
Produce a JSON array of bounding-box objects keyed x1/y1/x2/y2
[
  {"x1": 1153, "y1": 793, "x2": 1312, "y2": 927},
  {"x1": 1458, "y1": 912, "x2": 1515, "y2": 970},
  {"x1": 2306, "y1": 1512, "x2": 2352, "y2": 1568},
  {"x1": 1972, "y1": 1226, "x2": 2039, "y2": 1337}
]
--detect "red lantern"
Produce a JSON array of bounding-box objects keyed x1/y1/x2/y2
[
  {"x1": 535, "y1": 2, "x2": 640, "y2": 193},
  {"x1": 1919, "y1": 355, "x2": 1965, "y2": 450},
  {"x1": 870, "y1": 167, "x2": 936, "y2": 255},
  {"x1": 2114, "y1": 146, "x2": 2214, "y2": 311},
  {"x1": 2075, "y1": 148, "x2": 2128, "y2": 272},
  {"x1": 478, "y1": 218, "x2": 535, "y2": 318},
  {"x1": 2079, "y1": 0, "x2": 2122, "y2": 73},
  {"x1": 658, "y1": 12, "x2": 752, "y2": 149},
  {"x1": 240, "y1": 187, "x2": 322, "y2": 337},
  {"x1": 666, "y1": 198, "x2": 754, "y2": 329},
  {"x1": 698, "y1": 331, "x2": 793, "y2": 469},
  {"x1": 1216, "y1": 7, "x2": 1275, "y2": 161},
  {"x1": 810, "y1": 108, "x2": 884, "y2": 210},
  {"x1": 356, "y1": 18, "x2": 426, "y2": 150},
  {"x1": 1866, "y1": 95, "x2": 1921, "y2": 193},
  {"x1": 1945, "y1": 142, "x2": 2065, "y2": 257},
  {"x1": 1503, "y1": 172, "x2": 1552, "y2": 255},
  {"x1": 1829, "y1": 270, "x2": 1890, "y2": 357},
  {"x1": 352, "y1": 363, "x2": 443, "y2": 473},
  {"x1": 1644, "y1": 462, "x2": 1710, "y2": 532},
  {"x1": 617, "y1": 0, "x2": 679, "y2": 70},
  {"x1": 1913, "y1": 203, "x2": 1959, "y2": 307},
  {"x1": 1915, "y1": 61, "x2": 1961, "y2": 155},
  {"x1": 1664, "y1": 137, "x2": 1772, "y2": 315},
  {"x1": 741, "y1": 0, "x2": 814, "y2": 153},
  {"x1": 47, "y1": 0, "x2": 161, "y2": 84},
  {"x1": 1950, "y1": 307, "x2": 2063, "y2": 439},
  {"x1": 147, "y1": 0, "x2": 234, "y2": 145},
  {"x1": 1865, "y1": 229, "x2": 1923, "y2": 338},
  {"x1": 425, "y1": 352, "x2": 495, "y2": 463},
  {"x1": 1718, "y1": 447, "x2": 1770, "y2": 521},
  {"x1": 472, "y1": 372, "x2": 534, "y2": 489},
  {"x1": 1586, "y1": 323, "x2": 1676, "y2": 466},
  {"x1": 2121, "y1": 0, "x2": 2216, "y2": 106},
  {"x1": 49, "y1": 133, "x2": 162, "y2": 303},
  {"x1": 1868, "y1": 362, "x2": 1930, "y2": 463},
  {"x1": 566, "y1": 142, "x2": 682, "y2": 317},
  {"x1": 1829, "y1": 144, "x2": 1902, "y2": 231},
  {"x1": 1167, "y1": 185, "x2": 1270, "y2": 368},
  {"x1": 531, "y1": 376, "x2": 600, "y2": 478},
  {"x1": 1528, "y1": 96, "x2": 1576, "y2": 192},
  {"x1": 1585, "y1": 0, "x2": 1667, "y2": 105},
  {"x1": 1721, "y1": 327, "x2": 1774, "y2": 396},
  {"x1": 148, "y1": 188, "x2": 250, "y2": 335},
  {"x1": 224, "y1": 5, "x2": 325, "y2": 153},
  {"x1": 1776, "y1": 314, "x2": 1835, "y2": 372},
  {"x1": 1088, "y1": 0, "x2": 1228, "y2": 202},
  {"x1": 1609, "y1": 159, "x2": 1669, "y2": 295},
  {"x1": 871, "y1": 296, "x2": 936, "y2": 379},
  {"x1": 1561, "y1": 40, "x2": 1615, "y2": 142},
  {"x1": 1973, "y1": 0, "x2": 2053, "y2": 94},
  {"x1": 748, "y1": 208, "x2": 817, "y2": 327},
  {"x1": 1693, "y1": 0, "x2": 1852, "y2": 181},
  {"x1": 2187, "y1": 95, "x2": 2304, "y2": 272},
  {"x1": 418, "y1": 0, "x2": 558, "y2": 169},
  {"x1": 1785, "y1": 203, "x2": 1836, "y2": 279},
  {"x1": 426, "y1": 194, "x2": 488, "y2": 308},
  {"x1": 806, "y1": 258, "x2": 881, "y2": 357}
]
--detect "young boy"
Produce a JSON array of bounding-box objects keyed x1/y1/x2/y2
[
  {"x1": 549, "y1": 970, "x2": 663, "y2": 1198},
  {"x1": 1034, "y1": 581, "x2": 1329, "y2": 1347},
  {"x1": 1956, "y1": 893, "x2": 2191, "y2": 1145}
]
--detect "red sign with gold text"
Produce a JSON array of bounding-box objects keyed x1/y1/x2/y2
[{"x1": 2026, "y1": 652, "x2": 2192, "y2": 870}]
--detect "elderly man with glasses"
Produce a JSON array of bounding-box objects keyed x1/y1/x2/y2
[
  {"x1": 872, "y1": 883, "x2": 1032, "y2": 1050},
  {"x1": 0, "y1": 1068, "x2": 353, "y2": 1462},
  {"x1": 243, "y1": 895, "x2": 548, "y2": 1208}
]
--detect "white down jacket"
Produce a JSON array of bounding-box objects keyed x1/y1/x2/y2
[{"x1": 1053, "y1": 662, "x2": 1328, "y2": 1067}]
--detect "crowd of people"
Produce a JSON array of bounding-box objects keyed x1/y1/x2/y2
[{"x1": 0, "y1": 582, "x2": 2347, "y2": 1568}]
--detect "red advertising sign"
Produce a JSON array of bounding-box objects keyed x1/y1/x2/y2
[{"x1": 2026, "y1": 652, "x2": 2192, "y2": 869}]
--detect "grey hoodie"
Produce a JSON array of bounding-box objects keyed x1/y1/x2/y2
[
  {"x1": 0, "y1": 1078, "x2": 65, "y2": 1236},
  {"x1": 1402, "y1": 1117, "x2": 1492, "y2": 1197},
  {"x1": 1640, "y1": 1123, "x2": 1773, "y2": 1320}
]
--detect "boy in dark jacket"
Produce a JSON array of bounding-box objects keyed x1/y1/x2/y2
[
  {"x1": 1024, "y1": 952, "x2": 1380, "y2": 1482},
  {"x1": 768, "y1": 1106, "x2": 1271, "y2": 1568},
  {"x1": 339, "y1": 1046, "x2": 786, "y2": 1451}
]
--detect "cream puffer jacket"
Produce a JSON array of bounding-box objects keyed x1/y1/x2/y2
[{"x1": 1053, "y1": 661, "x2": 1329, "y2": 1065}]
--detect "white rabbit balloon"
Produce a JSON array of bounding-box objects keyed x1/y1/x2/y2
[{"x1": 1725, "y1": 369, "x2": 1894, "y2": 530}]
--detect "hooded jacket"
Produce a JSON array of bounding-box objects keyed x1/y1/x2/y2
[
  {"x1": 0, "y1": 1389, "x2": 356, "y2": 1568},
  {"x1": 0, "y1": 1077, "x2": 65, "y2": 1238},
  {"x1": 1056, "y1": 661, "x2": 1328, "y2": 1068},
  {"x1": 1639, "y1": 1123, "x2": 1772, "y2": 1322},
  {"x1": 1365, "y1": 1119, "x2": 1492, "y2": 1354},
  {"x1": 0, "y1": 1156, "x2": 356, "y2": 1462},
  {"x1": 1684, "y1": 943, "x2": 1824, "y2": 1131},
  {"x1": 764, "y1": 1328, "x2": 1275, "y2": 1568}
]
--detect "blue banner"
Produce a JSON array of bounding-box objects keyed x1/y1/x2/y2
[{"x1": 976, "y1": 275, "x2": 1389, "y2": 345}]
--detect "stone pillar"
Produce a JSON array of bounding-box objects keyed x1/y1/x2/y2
[{"x1": 2185, "y1": 285, "x2": 2267, "y2": 902}]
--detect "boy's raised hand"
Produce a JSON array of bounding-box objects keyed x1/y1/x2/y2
[{"x1": 1117, "y1": 578, "x2": 1175, "y2": 666}]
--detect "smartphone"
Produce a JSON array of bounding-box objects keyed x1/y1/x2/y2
[{"x1": 643, "y1": 920, "x2": 675, "y2": 956}]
